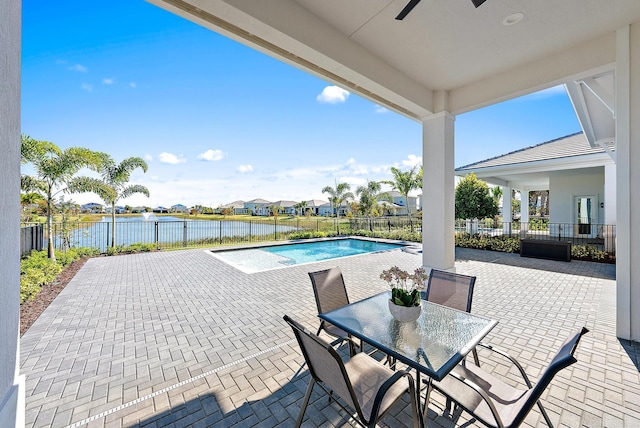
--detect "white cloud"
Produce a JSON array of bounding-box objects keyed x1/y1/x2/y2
[
  {"x1": 316, "y1": 86, "x2": 350, "y2": 104},
  {"x1": 159, "y1": 152, "x2": 186, "y2": 164},
  {"x1": 81, "y1": 83, "x2": 93, "y2": 92},
  {"x1": 237, "y1": 164, "x2": 254, "y2": 174},
  {"x1": 144, "y1": 154, "x2": 153, "y2": 161},
  {"x1": 197, "y1": 149, "x2": 225, "y2": 161},
  {"x1": 102, "y1": 78, "x2": 115, "y2": 85},
  {"x1": 402, "y1": 154, "x2": 422, "y2": 167},
  {"x1": 129, "y1": 82, "x2": 137, "y2": 88},
  {"x1": 69, "y1": 64, "x2": 88, "y2": 73},
  {"x1": 374, "y1": 105, "x2": 389, "y2": 114}
]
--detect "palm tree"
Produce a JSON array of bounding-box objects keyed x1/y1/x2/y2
[
  {"x1": 380, "y1": 166, "x2": 421, "y2": 222},
  {"x1": 491, "y1": 186, "x2": 504, "y2": 227},
  {"x1": 356, "y1": 180, "x2": 392, "y2": 230},
  {"x1": 20, "y1": 192, "x2": 44, "y2": 222},
  {"x1": 322, "y1": 181, "x2": 354, "y2": 234},
  {"x1": 72, "y1": 155, "x2": 149, "y2": 248},
  {"x1": 298, "y1": 200, "x2": 308, "y2": 216},
  {"x1": 20, "y1": 135, "x2": 104, "y2": 260}
]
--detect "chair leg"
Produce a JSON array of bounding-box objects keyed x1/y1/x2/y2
[
  {"x1": 421, "y1": 377, "x2": 434, "y2": 426},
  {"x1": 536, "y1": 399, "x2": 554, "y2": 427},
  {"x1": 295, "y1": 378, "x2": 316, "y2": 428},
  {"x1": 472, "y1": 348, "x2": 480, "y2": 366}
]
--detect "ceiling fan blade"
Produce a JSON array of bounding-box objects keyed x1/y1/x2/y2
[
  {"x1": 395, "y1": 0, "x2": 422, "y2": 20},
  {"x1": 471, "y1": 0, "x2": 487, "y2": 7}
]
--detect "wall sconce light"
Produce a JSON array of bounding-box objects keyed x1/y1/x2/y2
[{"x1": 600, "y1": 202, "x2": 604, "y2": 208}]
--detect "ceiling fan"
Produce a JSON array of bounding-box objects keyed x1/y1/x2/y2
[{"x1": 395, "y1": 0, "x2": 487, "y2": 20}]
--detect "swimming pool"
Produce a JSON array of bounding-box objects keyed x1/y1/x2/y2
[{"x1": 210, "y1": 238, "x2": 406, "y2": 273}]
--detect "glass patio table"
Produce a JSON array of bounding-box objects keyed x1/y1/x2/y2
[{"x1": 318, "y1": 291, "x2": 498, "y2": 382}]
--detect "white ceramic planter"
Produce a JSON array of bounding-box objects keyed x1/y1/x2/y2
[{"x1": 388, "y1": 300, "x2": 421, "y2": 322}]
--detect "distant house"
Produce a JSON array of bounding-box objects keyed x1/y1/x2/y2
[
  {"x1": 81, "y1": 202, "x2": 104, "y2": 213},
  {"x1": 271, "y1": 200, "x2": 297, "y2": 215},
  {"x1": 244, "y1": 198, "x2": 272, "y2": 216},
  {"x1": 378, "y1": 200, "x2": 403, "y2": 216},
  {"x1": 105, "y1": 205, "x2": 125, "y2": 214},
  {"x1": 319, "y1": 200, "x2": 351, "y2": 217},
  {"x1": 170, "y1": 204, "x2": 188, "y2": 213},
  {"x1": 153, "y1": 206, "x2": 169, "y2": 213},
  {"x1": 220, "y1": 200, "x2": 247, "y2": 215},
  {"x1": 387, "y1": 190, "x2": 419, "y2": 216},
  {"x1": 305, "y1": 200, "x2": 328, "y2": 216}
]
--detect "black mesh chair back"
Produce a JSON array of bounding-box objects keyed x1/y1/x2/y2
[
  {"x1": 424, "y1": 269, "x2": 476, "y2": 312},
  {"x1": 308, "y1": 267, "x2": 352, "y2": 341},
  {"x1": 429, "y1": 327, "x2": 589, "y2": 428},
  {"x1": 284, "y1": 315, "x2": 419, "y2": 428}
]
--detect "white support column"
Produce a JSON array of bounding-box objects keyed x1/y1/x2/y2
[
  {"x1": 422, "y1": 112, "x2": 455, "y2": 272},
  {"x1": 604, "y1": 162, "x2": 617, "y2": 252},
  {"x1": 0, "y1": 0, "x2": 24, "y2": 426},
  {"x1": 520, "y1": 189, "x2": 530, "y2": 238},
  {"x1": 502, "y1": 186, "x2": 512, "y2": 235},
  {"x1": 615, "y1": 23, "x2": 640, "y2": 341}
]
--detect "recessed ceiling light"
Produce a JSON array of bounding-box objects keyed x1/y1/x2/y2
[{"x1": 503, "y1": 12, "x2": 524, "y2": 26}]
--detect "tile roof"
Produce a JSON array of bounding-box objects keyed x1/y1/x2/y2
[{"x1": 456, "y1": 132, "x2": 611, "y2": 171}]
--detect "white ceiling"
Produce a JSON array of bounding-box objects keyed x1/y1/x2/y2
[{"x1": 151, "y1": 0, "x2": 640, "y2": 119}]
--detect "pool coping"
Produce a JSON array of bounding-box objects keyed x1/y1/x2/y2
[{"x1": 205, "y1": 236, "x2": 421, "y2": 274}]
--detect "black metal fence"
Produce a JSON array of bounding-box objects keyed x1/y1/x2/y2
[
  {"x1": 20, "y1": 224, "x2": 43, "y2": 257},
  {"x1": 22, "y1": 217, "x2": 344, "y2": 253},
  {"x1": 454, "y1": 219, "x2": 616, "y2": 256},
  {"x1": 20, "y1": 216, "x2": 616, "y2": 257}
]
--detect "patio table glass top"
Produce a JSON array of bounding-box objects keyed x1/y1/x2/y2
[{"x1": 319, "y1": 291, "x2": 498, "y2": 381}]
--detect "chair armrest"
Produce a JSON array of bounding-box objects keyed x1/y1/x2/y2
[
  {"x1": 477, "y1": 342, "x2": 534, "y2": 388},
  {"x1": 329, "y1": 334, "x2": 361, "y2": 349},
  {"x1": 369, "y1": 367, "x2": 415, "y2": 423},
  {"x1": 446, "y1": 369, "x2": 505, "y2": 428}
]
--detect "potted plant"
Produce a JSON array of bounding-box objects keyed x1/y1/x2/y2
[{"x1": 380, "y1": 266, "x2": 429, "y2": 322}]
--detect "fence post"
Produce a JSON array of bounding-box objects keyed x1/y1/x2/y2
[
  {"x1": 274, "y1": 217, "x2": 278, "y2": 240},
  {"x1": 183, "y1": 220, "x2": 187, "y2": 247},
  {"x1": 219, "y1": 220, "x2": 222, "y2": 244},
  {"x1": 106, "y1": 222, "x2": 110, "y2": 251},
  {"x1": 154, "y1": 221, "x2": 159, "y2": 248}
]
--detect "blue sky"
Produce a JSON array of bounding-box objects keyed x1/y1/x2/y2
[{"x1": 21, "y1": 1, "x2": 581, "y2": 209}]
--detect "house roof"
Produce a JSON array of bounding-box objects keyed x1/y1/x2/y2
[
  {"x1": 221, "y1": 200, "x2": 245, "y2": 209},
  {"x1": 305, "y1": 199, "x2": 328, "y2": 207},
  {"x1": 455, "y1": 131, "x2": 615, "y2": 190},
  {"x1": 456, "y1": 132, "x2": 612, "y2": 172},
  {"x1": 245, "y1": 198, "x2": 271, "y2": 204},
  {"x1": 273, "y1": 200, "x2": 297, "y2": 207}
]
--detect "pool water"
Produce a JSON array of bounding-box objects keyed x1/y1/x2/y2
[{"x1": 210, "y1": 238, "x2": 404, "y2": 273}]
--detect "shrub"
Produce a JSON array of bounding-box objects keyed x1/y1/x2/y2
[
  {"x1": 454, "y1": 233, "x2": 520, "y2": 253},
  {"x1": 288, "y1": 231, "x2": 337, "y2": 240},
  {"x1": 572, "y1": 245, "x2": 609, "y2": 261},
  {"x1": 20, "y1": 251, "x2": 62, "y2": 303},
  {"x1": 528, "y1": 217, "x2": 549, "y2": 231}
]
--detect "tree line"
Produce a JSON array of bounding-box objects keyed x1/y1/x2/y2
[{"x1": 20, "y1": 135, "x2": 150, "y2": 260}]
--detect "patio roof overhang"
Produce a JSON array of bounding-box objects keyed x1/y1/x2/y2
[{"x1": 457, "y1": 151, "x2": 614, "y2": 189}]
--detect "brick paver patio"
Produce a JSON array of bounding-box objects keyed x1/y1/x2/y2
[{"x1": 20, "y1": 245, "x2": 639, "y2": 427}]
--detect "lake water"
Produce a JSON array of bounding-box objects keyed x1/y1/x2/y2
[{"x1": 56, "y1": 216, "x2": 298, "y2": 251}]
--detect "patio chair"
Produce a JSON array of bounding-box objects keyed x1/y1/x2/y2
[
  {"x1": 283, "y1": 315, "x2": 419, "y2": 428},
  {"x1": 427, "y1": 327, "x2": 589, "y2": 428},
  {"x1": 423, "y1": 269, "x2": 479, "y2": 365},
  {"x1": 308, "y1": 267, "x2": 360, "y2": 355}
]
